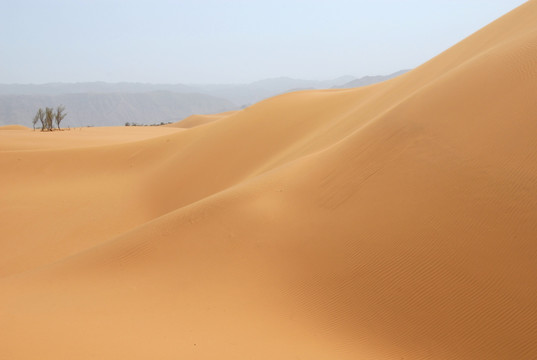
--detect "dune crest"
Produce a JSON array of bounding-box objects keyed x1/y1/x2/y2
[
  {"x1": 167, "y1": 110, "x2": 239, "y2": 128},
  {"x1": 2, "y1": 2, "x2": 537, "y2": 359},
  {"x1": 0, "y1": 124, "x2": 30, "y2": 131}
]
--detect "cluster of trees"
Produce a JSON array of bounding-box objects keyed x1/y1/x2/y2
[{"x1": 32, "y1": 106, "x2": 67, "y2": 131}]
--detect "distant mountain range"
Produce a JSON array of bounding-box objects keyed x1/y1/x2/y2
[
  {"x1": 337, "y1": 70, "x2": 409, "y2": 88},
  {"x1": 0, "y1": 92, "x2": 235, "y2": 128},
  {"x1": 194, "y1": 75, "x2": 357, "y2": 105},
  {"x1": 0, "y1": 71, "x2": 409, "y2": 127}
]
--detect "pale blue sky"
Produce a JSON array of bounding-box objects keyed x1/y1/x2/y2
[{"x1": 0, "y1": 0, "x2": 527, "y2": 84}]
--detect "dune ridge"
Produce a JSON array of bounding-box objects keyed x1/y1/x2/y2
[
  {"x1": 2, "y1": 1, "x2": 537, "y2": 359},
  {"x1": 166, "y1": 110, "x2": 239, "y2": 128}
]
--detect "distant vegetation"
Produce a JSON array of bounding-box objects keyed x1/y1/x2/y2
[
  {"x1": 32, "y1": 105, "x2": 67, "y2": 131},
  {"x1": 125, "y1": 121, "x2": 173, "y2": 127}
]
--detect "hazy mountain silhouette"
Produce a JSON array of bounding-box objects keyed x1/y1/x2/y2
[
  {"x1": 0, "y1": 72, "x2": 408, "y2": 126},
  {"x1": 0, "y1": 91, "x2": 235, "y2": 127},
  {"x1": 191, "y1": 75, "x2": 356, "y2": 105},
  {"x1": 0, "y1": 82, "x2": 197, "y2": 96},
  {"x1": 337, "y1": 70, "x2": 410, "y2": 88}
]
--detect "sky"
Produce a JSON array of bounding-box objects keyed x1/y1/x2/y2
[{"x1": 0, "y1": 0, "x2": 528, "y2": 84}]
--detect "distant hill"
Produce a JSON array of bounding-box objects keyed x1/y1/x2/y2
[
  {"x1": 0, "y1": 82, "x2": 197, "y2": 96},
  {"x1": 337, "y1": 70, "x2": 410, "y2": 88},
  {"x1": 249, "y1": 75, "x2": 356, "y2": 92},
  {"x1": 192, "y1": 76, "x2": 356, "y2": 106},
  {"x1": 0, "y1": 91, "x2": 235, "y2": 128},
  {"x1": 0, "y1": 73, "x2": 409, "y2": 127}
]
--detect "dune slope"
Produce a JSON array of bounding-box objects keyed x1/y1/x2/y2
[{"x1": 2, "y1": 2, "x2": 537, "y2": 359}]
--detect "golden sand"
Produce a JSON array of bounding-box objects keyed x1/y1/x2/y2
[{"x1": 1, "y1": 2, "x2": 537, "y2": 359}]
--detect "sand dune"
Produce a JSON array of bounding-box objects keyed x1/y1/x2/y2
[
  {"x1": 166, "y1": 110, "x2": 239, "y2": 128},
  {"x1": 2, "y1": 2, "x2": 537, "y2": 359},
  {"x1": 0, "y1": 124, "x2": 30, "y2": 131}
]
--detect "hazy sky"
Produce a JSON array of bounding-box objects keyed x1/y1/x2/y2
[{"x1": 0, "y1": 0, "x2": 527, "y2": 84}]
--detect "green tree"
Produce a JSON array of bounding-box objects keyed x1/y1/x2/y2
[
  {"x1": 32, "y1": 108, "x2": 44, "y2": 131},
  {"x1": 55, "y1": 105, "x2": 67, "y2": 130},
  {"x1": 44, "y1": 107, "x2": 54, "y2": 131},
  {"x1": 38, "y1": 108, "x2": 46, "y2": 131}
]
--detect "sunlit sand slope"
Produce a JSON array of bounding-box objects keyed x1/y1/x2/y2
[
  {"x1": 1, "y1": 1, "x2": 537, "y2": 359},
  {"x1": 0, "y1": 124, "x2": 30, "y2": 131},
  {"x1": 167, "y1": 110, "x2": 238, "y2": 128}
]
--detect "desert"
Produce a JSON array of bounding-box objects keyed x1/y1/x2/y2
[{"x1": 1, "y1": 1, "x2": 537, "y2": 359}]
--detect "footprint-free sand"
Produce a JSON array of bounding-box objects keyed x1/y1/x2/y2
[{"x1": 2, "y1": 2, "x2": 537, "y2": 359}]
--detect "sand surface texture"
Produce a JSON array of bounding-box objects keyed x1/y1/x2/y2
[{"x1": 2, "y1": 2, "x2": 537, "y2": 359}]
